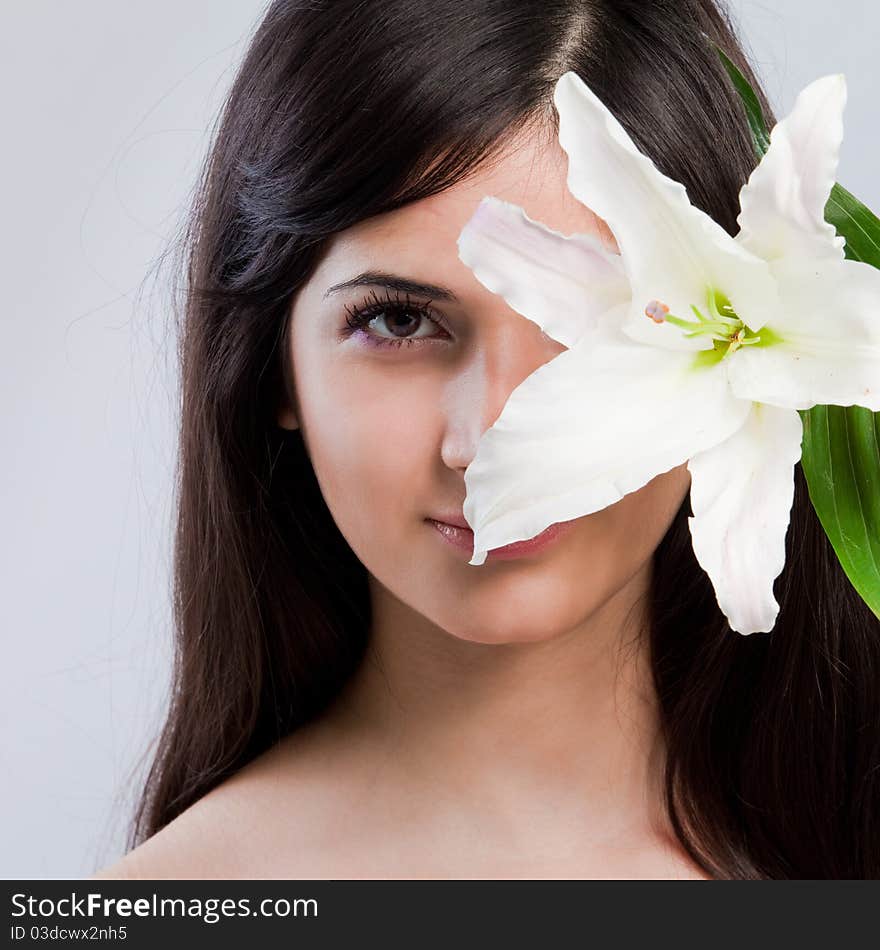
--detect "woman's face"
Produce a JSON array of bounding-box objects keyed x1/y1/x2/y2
[{"x1": 280, "y1": 128, "x2": 690, "y2": 645}]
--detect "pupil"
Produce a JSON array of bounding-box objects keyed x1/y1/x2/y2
[{"x1": 385, "y1": 308, "x2": 418, "y2": 337}]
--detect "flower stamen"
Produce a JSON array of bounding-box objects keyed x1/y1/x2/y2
[
  {"x1": 644, "y1": 292, "x2": 761, "y2": 359},
  {"x1": 644, "y1": 300, "x2": 669, "y2": 323}
]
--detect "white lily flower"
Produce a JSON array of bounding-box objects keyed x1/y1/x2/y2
[{"x1": 457, "y1": 70, "x2": 880, "y2": 635}]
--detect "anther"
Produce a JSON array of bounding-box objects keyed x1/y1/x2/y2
[{"x1": 645, "y1": 300, "x2": 670, "y2": 324}]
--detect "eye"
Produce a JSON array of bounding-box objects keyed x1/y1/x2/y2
[{"x1": 342, "y1": 288, "x2": 450, "y2": 349}]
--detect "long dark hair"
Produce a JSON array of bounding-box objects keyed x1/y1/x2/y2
[{"x1": 128, "y1": 0, "x2": 880, "y2": 878}]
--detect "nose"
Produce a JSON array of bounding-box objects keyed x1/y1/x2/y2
[{"x1": 439, "y1": 319, "x2": 567, "y2": 473}]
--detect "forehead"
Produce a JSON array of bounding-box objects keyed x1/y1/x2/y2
[{"x1": 316, "y1": 126, "x2": 616, "y2": 282}]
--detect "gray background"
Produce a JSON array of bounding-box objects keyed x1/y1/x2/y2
[{"x1": 2, "y1": 1, "x2": 877, "y2": 879}]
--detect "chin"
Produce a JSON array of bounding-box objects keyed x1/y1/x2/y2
[{"x1": 433, "y1": 593, "x2": 603, "y2": 646}]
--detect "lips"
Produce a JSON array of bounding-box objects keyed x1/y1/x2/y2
[
  {"x1": 429, "y1": 511, "x2": 470, "y2": 529},
  {"x1": 426, "y1": 518, "x2": 474, "y2": 549},
  {"x1": 426, "y1": 516, "x2": 575, "y2": 560}
]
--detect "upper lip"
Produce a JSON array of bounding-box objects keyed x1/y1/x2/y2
[{"x1": 428, "y1": 512, "x2": 471, "y2": 529}]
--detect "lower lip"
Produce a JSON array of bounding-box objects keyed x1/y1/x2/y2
[{"x1": 426, "y1": 518, "x2": 575, "y2": 560}]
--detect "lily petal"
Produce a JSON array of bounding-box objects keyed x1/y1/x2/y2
[
  {"x1": 737, "y1": 75, "x2": 847, "y2": 267},
  {"x1": 726, "y1": 257, "x2": 880, "y2": 411},
  {"x1": 464, "y1": 329, "x2": 753, "y2": 565},
  {"x1": 687, "y1": 403, "x2": 803, "y2": 634},
  {"x1": 552, "y1": 71, "x2": 779, "y2": 345},
  {"x1": 457, "y1": 196, "x2": 631, "y2": 349}
]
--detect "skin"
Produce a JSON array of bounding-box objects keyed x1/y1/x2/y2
[{"x1": 94, "y1": 122, "x2": 707, "y2": 880}]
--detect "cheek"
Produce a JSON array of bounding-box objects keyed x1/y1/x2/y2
[
  {"x1": 580, "y1": 466, "x2": 691, "y2": 589},
  {"x1": 416, "y1": 466, "x2": 691, "y2": 645},
  {"x1": 294, "y1": 352, "x2": 440, "y2": 558},
  {"x1": 540, "y1": 467, "x2": 691, "y2": 638}
]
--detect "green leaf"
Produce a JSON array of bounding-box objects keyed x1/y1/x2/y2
[
  {"x1": 715, "y1": 47, "x2": 771, "y2": 157},
  {"x1": 825, "y1": 182, "x2": 880, "y2": 269},
  {"x1": 801, "y1": 406, "x2": 880, "y2": 620},
  {"x1": 715, "y1": 42, "x2": 880, "y2": 622}
]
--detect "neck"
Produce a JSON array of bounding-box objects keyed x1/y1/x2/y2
[{"x1": 331, "y1": 563, "x2": 669, "y2": 842}]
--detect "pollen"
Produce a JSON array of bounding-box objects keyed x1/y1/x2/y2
[{"x1": 645, "y1": 300, "x2": 670, "y2": 323}]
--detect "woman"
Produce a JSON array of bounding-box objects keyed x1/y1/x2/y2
[{"x1": 94, "y1": 0, "x2": 880, "y2": 879}]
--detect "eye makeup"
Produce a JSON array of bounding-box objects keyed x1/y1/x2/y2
[{"x1": 341, "y1": 287, "x2": 452, "y2": 350}]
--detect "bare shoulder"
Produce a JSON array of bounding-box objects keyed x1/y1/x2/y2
[
  {"x1": 90, "y1": 790, "x2": 241, "y2": 880},
  {"x1": 91, "y1": 720, "x2": 367, "y2": 880},
  {"x1": 90, "y1": 717, "x2": 712, "y2": 880}
]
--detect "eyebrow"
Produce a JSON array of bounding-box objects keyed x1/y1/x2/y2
[{"x1": 323, "y1": 270, "x2": 460, "y2": 302}]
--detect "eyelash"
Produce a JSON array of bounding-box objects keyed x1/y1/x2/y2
[{"x1": 342, "y1": 288, "x2": 450, "y2": 349}]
